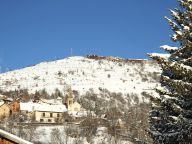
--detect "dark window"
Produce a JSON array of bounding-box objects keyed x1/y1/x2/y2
[
  {"x1": 50, "y1": 113, "x2": 53, "y2": 117},
  {"x1": 40, "y1": 119, "x2": 44, "y2": 122},
  {"x1": 43, "y1": 113, "x2": 45, "y2": 117},
  {"x1": 57, "y1": 113, "x2": 60, "y2": 117},
  {"x1": 48, "y1": 119, "x2": 52, "y2": 122}
]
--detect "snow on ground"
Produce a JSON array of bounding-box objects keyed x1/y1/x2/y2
[
  {"x1": 0, "y1": 56, "x2": 161, "y2": 102},
  {"x1": 30, "y1": 125, "x2": 133, "y2": 144}
]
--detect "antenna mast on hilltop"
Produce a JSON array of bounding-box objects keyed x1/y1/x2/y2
[{"x1": 70, "y1": 48, "x2": 73, "y2": 57}]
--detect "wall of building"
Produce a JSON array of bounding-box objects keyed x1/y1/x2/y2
[
  {"x1": 68, "y1": 102, "x2": 81, "y2": 112},
  {"x1": 0, "y1": 104, "x2": 10, "y2": 118},
  {"x1": 34, "y1": 111, "x2": 62, "y2": 123},
  {"x1": 10, "y1": 101, "x2": 20, "y2": 113}
]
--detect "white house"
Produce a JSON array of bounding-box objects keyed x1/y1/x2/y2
[{"x1": 20, "y1": 102, "x2": 67, "y2": 123}]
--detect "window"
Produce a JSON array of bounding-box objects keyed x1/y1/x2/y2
[
  {"x1": 48, "y1": 119, "x2": 52, "y2": 122},
  {"x1": 57, "y1": 113, "x2": 60, "y2": 117},
  {"x1": 40, "y1": 119, "x2": 44, "y2": 122},
  {"x1": 42, "y1": 113, "x2": 45, "y2": 117},
  {"x1": 50, "y1": 113, "x2": 53, "y2": 117}
]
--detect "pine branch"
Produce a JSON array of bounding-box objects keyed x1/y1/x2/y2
[
  {"x1": 180, "y1": 57, "x2": 192, "y2": 66},
  {"x1": 161, "y1": 60, "x2": 192, "y2": 82},
  {"x1": 171, "y1": 41, "x2": 192, "y2": 59},
  {"x1": 161, "y1": 75, "x2": 192, "y2": 95},
  {"x1": 160, "y1": 45, "x2": 178, "y2": 54}
]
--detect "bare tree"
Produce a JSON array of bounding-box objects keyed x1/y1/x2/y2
[{"x1": 51, "y1": 128, "x2": 62, "y2": 144}]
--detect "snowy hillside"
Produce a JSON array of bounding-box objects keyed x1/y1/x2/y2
[{"x1": 0, "y1": 56, "x2": 161, "y2": 101}]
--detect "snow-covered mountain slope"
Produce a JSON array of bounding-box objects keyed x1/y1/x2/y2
[{"x1": 0, "y1": 56, "x2": 161, "y2": 101}]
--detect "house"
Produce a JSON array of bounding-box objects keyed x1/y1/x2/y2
[
  {"x1": 9, "y1": 99, "x2": 20, "y2": 113},
  {"x1": 20, "y1": 102, "x2": 67, "y2": 123},
  {"x1": 0, "y1": 102, "x2": 11, "y2": 119},
  {"x1": 34, "y1": 104, "x2": 67, "y2": 123}
]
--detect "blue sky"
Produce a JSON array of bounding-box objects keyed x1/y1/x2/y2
[{"x1": 0, "y1": 0, "x2": 177, "y2": 72}]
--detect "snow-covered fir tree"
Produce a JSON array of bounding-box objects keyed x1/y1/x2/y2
[{"x1": 148, "y1": 0, "x2": 192, "y2": 143}]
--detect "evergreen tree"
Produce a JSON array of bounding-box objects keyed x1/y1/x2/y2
[{"x1": 148, "y1": 0, "x2": 192, "y2": 143}]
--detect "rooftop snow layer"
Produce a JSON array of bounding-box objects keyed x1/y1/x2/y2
[{"x1": 20, "y1": 102, "x2": 67, "y2": 112}]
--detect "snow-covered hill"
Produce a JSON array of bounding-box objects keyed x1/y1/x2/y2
[{"x1": 0, "y1": 56, "x2": 161, "y2": 102}]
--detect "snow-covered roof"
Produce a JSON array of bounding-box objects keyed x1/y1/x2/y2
[
  {"x1": 35, "y1": 104, "x2": 67, "y2": 112},
  {"x1": 20, "y1": 102, "x2": 36, "y2": 112},
  {"x1": 20, "y1": 102, "x2": 67, "y2": 113}
]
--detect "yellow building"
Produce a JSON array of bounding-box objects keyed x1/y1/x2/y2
[
  {"x1": 20, "y1": 102, "x2": 67, "y2": 123},
  {"x1": 66, "y1": 88, "x2": 82, "y2": 112},
  {"x1": 68, "y1": 100, "x2": 81, "y2": 112},
  {"x1": 0, "y1": 102, "x2": 11, "y2": 118},
  {"x1": 34, "y1": 104, "x2": 67, "y2": 123}
]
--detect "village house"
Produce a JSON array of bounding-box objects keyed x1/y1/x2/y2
[
  {"x1": 19, "y1": 102, "x2": 37, "y2": 120},
  {"x1": 34, "y1": 104, "x2": 67, "y2": 123},
  {"x1": 0, "y1": 102, "x2": 11, "y2": 119},
  {"x1": 20, "y1": 102, "x2": 67, "y2": 123},
  {"x1": 9, "y1": 99, "x2": 20, "y2": 113}
]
